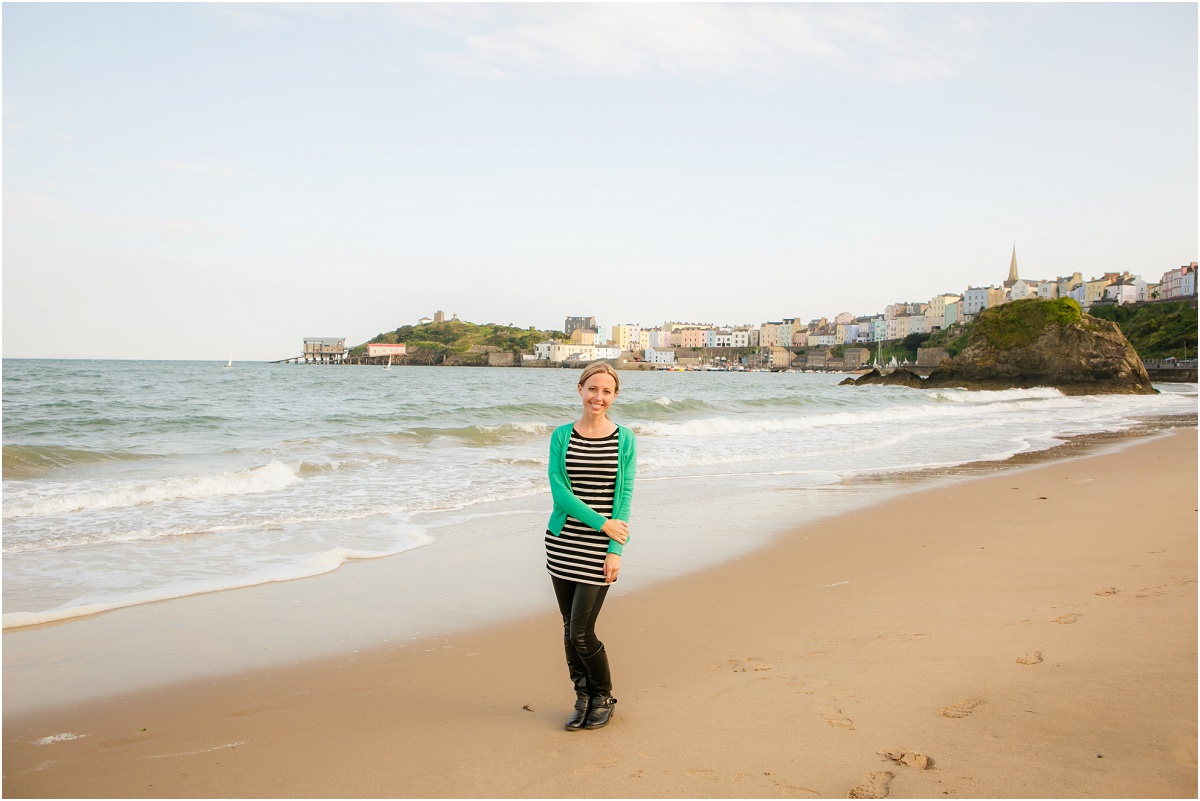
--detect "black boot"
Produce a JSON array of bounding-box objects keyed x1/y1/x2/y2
[
  {"x1": 564, "y1": 641, "x2": 591, "y2": 731},
  {"x1": 584, "y1": 694, "x2": 616, "y2": 729},
  {"x1": 580, "y1": 646, "x2": 616, "y2": 730},
  {"x1": 565, "y1": 693, "x2": 590, "y2": 731}
]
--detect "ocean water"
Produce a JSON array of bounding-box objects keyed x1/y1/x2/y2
[{"x1": 3, "y1": 359, "x2": 1196, "y2": 630}]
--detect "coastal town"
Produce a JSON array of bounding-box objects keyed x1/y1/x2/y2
[{"x1": 297, "y1": 252, "x2": 1197, "y2": 374}]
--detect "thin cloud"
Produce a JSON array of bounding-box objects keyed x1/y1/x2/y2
[{"x1": 419, "y1": 4, "x2": 970, "y2": 84}]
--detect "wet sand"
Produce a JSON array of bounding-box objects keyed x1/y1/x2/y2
[{"x1": 4, "y1": 428, "x2": 1196, "y2": 798}]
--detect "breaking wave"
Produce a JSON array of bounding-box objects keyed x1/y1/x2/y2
[{"x1": 3, "y1": 461, "x2": 303, "y2": 520}]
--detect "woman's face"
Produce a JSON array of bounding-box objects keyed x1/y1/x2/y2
[{"x1": 578, "y1": 372, "x2": 618, "y2": 416}]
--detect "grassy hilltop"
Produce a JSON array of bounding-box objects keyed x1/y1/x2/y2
[
  {"x1": 352, "y1": 320, "x2": 562, "y2": 363},
  {"x1": 873, "y1": 299, "x2": 1196, "y2": 364}
]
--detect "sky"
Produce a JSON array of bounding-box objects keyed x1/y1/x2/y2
[{"x1": 3, "y1": 2, "x2": 1197, "y2": 361}]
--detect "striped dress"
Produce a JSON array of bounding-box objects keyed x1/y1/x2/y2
[{"x1": 545, "y1": 428, "x2": 618, "y2": 585}]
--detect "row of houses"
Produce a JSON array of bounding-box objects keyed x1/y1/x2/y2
[{"x1": 536, "y1": 253, "x2": 1196, "y2": 366}]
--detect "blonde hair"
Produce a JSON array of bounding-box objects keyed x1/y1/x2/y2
[{"x1": 577, "y1": 362, "x2": 619, "y2": 393}]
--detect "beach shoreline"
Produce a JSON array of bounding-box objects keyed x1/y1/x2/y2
[
  {"x1": 3, "y1": 413, "x2": 1194, "y2": 718},
  {"x1": 4, "y1": 426, "x2": 1195, "y2": 798}
]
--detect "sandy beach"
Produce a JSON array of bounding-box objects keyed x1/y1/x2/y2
[{"x1": 4, "y1": 428, "x2": 1195, "y2": 799}]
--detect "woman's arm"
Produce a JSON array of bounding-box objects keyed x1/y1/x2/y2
[
  {"x1": 607, "y1": 431, "x2": 637, "y2": 555},
  {"x1": 611, "y1": 431, "x2": 637, "y2": 522},
  {"x1": 548, "y1": 427, "x2": 608, "y2": 532}
]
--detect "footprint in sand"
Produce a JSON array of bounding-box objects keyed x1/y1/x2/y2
[
  {"x1": 848, "y1": 770, "x2": 894, "y2": 798},
  {"x1": 1015, "y1": 651, "x2": 1043, "y2": 665},
  {"x1": 941, "y1": 698, "x2": 983, "y2": 719},
  {"x1": 824, "y1": 712, "x2": 856, "y2": 730},
  {"x1": 773, "y1": 777, "x2": 822, "y2": 797},
  {"x1": 1052, "y1": 613, "x2": 1080, "y2": 624},
  {"x1": 879, "y1": 749, "x2": 932, "y2": 770},
  {"x1": 731, "y1": 657, "x2": 777, "y2": 673}
]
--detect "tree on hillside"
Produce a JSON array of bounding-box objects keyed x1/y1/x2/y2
[{"x1": 1088, "y1": 302, "x2": 1198, "y2": 360}]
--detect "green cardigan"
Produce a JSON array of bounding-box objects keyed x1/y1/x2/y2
[{"x1": 546, "y1": 422, "x2": 637, "y2": 556}]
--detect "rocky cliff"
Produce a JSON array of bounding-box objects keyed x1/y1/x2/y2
[
  {"x1": 922, "y1": 298, "x2": 1155, "y2": 395},
  {"x1": 840, "y1": 368, "x2": 926, "y2": 388}
]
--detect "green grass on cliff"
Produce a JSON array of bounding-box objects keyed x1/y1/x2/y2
[
  {"x1": 973, "y1": 297, "x2": 1083, "y2": 349},
  {"x1": 350, "y1": 320, "x2": 560, "y2": 357},
  {"x1": 1087, "y1": 301, "x2": 1198, "y2": 360}
]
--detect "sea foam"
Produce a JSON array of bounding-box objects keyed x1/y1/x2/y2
[{"x1": 3, "y1": 461, "x2": 302, "y2": 520}]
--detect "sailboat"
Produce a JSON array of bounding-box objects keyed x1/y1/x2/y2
[
  {"x1": 383, "y1": 355, "x2": 392, "y2": 370},
  {"x1": 224, "y1": 357, "x2": 233, "y2": 369}
]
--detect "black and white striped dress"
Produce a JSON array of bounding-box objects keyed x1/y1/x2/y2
[{"x1": 545, "y1": 428, "x2": 618, "y2": 585}]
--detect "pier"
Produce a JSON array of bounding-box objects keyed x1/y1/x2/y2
[{"x1": 1144, "y1": 360, "x2": 1198, "y2": 382}]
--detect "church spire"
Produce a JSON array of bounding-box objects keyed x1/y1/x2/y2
[{"x1": 1005, "y1": 243, "x2": 1019, "y2": 287}]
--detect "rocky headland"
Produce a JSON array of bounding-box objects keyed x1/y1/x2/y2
[
  {"x1": 847, "y1": 298, "x2": 1157, "y2": 395},
  {"x1": 839, "y1": 368, "x2": 925, "y2": 388}
]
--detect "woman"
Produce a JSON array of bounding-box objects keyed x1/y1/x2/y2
[{"x1": 545, "y1": 362, "x2": 637, "y2": 731}]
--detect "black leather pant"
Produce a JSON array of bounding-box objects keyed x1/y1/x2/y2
[{"x1": 551, "y1": 576, "x2": 613, "y2": 697}]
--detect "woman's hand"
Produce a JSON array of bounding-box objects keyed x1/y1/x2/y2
[
  {"x1": 601, "y1": 518, "x2": 628, "y2": 544},
  {"x1": 603, "y1": 553, "x2": 621, "y2": 583}
]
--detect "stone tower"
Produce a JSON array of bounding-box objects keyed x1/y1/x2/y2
[{"x1": 1005, "y1": 244, "x2": 1019, "y2": 288}]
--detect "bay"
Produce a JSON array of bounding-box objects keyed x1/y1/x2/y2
[{"x1": 3, "y1": 359, "x2": 1195, "y2": 629}]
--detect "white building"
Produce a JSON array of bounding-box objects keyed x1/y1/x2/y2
[
  {"x1": 645, "y1": 346, "x2": 676, "y2": 365},
  {"x1": 1008, "y1": 279, "x2": 1042, "y2": 300},
  {"x1": 545, "y1": 342, "x2": 620, "y2": 363},
  {"x1": 1104, "y1": 275, "x2": 1149, "y2": 305},
  {"x1": 1105, "y1": 281, "x2": 1139, "y2": 305},
  {"x1": 963, "y1": 286, "x2": 1005, "y2": 316},
  {"x1": 963, "y1": 287, "x2": 988, "y2": 316}
]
